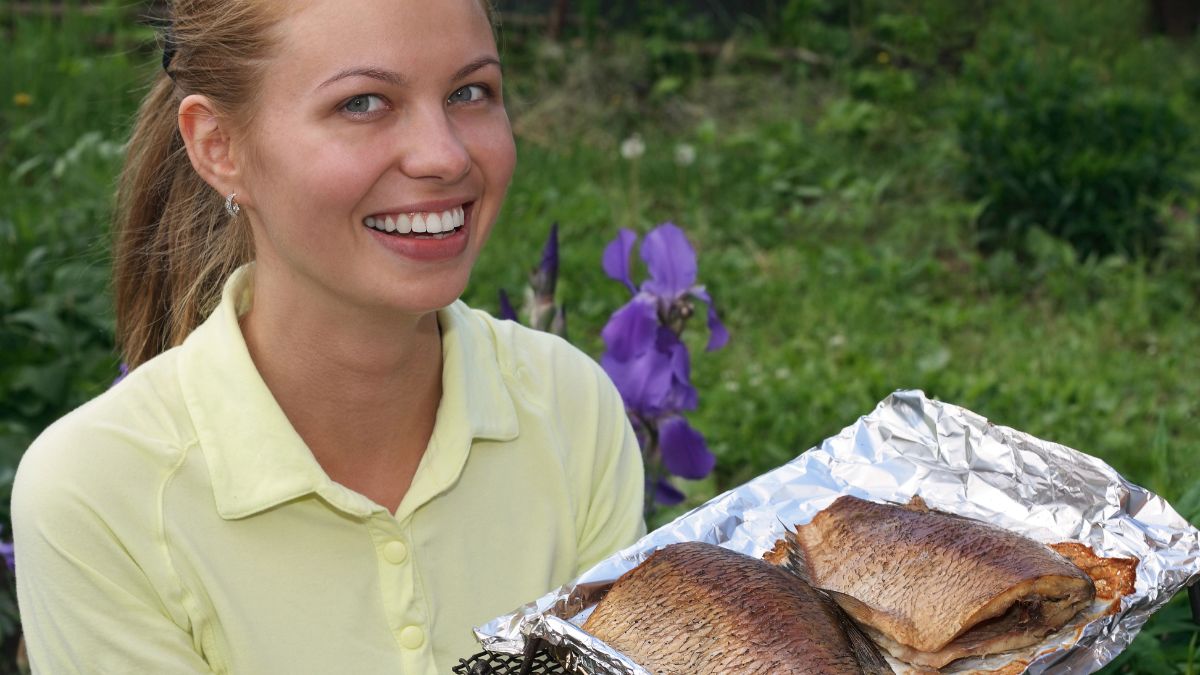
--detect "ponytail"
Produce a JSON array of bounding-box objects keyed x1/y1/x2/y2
[
  {"x1": 111, "y1": 0, "x2": 281, "y2": 369},
  {"x1": 113, "y1": 73, "x2": 252, "y2": 369}
]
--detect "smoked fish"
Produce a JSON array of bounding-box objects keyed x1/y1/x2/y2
[
  {"x1": 780, "y1": 495, "x2": 1096, "y2": 668},
  {"x1": 582, "y1": 541, "x2": 893, "y2": 674}
]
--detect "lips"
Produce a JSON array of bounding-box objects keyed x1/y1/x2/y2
[{"x1": 362, "y1": 201, "x2": 475, "y2": 261}]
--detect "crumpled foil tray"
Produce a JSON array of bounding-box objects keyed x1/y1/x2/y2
[{"x1": 475, "y1": 390, "x2": 1200, "y2": 674}]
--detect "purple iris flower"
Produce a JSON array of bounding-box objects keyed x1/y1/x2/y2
[
  {"x1": 497, "y1": 289, "x2": 518, "y2": 322},
  {"x1": 496, "y1": 223, "x2": 565, "y2": 337},
  {"x1": 599, "y1": 223, "x2": 727, "y2": 506},
  {"x1": 528, "y1": 223, "x2": 564, "y2": 335},
  {"x1": 532, "y1": 222, "x2": 559, "y2": 300},
  {"x1": 603, "y1": 223, "x2": 729, "y2": 352},
  {"x1": 600, "y1": 223, "x2": 727, "y2": 414}
]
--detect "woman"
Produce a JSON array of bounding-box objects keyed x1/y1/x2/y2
[{"x1": 12, "y1": 0, "x2": 645, "y2": 672}]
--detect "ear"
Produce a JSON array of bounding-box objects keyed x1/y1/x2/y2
[{"x1": 178, "y1": 94, "x2": 242, "y2": 197}]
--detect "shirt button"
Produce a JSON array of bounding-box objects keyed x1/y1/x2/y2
[
  {"x1": 399, "y1": 625, "x2": 425, "y2": 649},
  {"x1": 383, "y1": 541, "x2": 408, "y2": 564}
]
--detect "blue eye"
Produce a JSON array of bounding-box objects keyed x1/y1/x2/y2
[
  {"x1": 342, "y1": 94, "x2": 386, "y2": 115},
  {"x1": 448, "y1": 84, "x2": 489, "y2": 104}
]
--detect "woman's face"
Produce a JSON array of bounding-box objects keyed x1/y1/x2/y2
[{"x1": 239, "y1": 0, "x2": 515, "y2": 317}]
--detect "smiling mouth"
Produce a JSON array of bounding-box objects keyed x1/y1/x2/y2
[{"x1": 363, "y1": 203, "x2": 469, "y2": 238}]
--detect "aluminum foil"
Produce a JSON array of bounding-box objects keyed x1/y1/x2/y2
[{"x1": 476, "y1": 390, "x2": 1200, "y2": 674}]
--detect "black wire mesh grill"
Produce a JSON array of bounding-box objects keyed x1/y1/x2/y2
[{"x1": 453, "y1": 647, "x2": 568, "y2": 675}]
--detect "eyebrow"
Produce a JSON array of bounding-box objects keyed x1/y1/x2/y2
[
  {"x1": 452, "y1": 56, "x2": 502, "y2": 82},
  {"x1": 317, "y1": 67, "x2": 406, "y2": 90},
  {"x1": 316, "y1": 57, "x2": 502, "y2": 91}
]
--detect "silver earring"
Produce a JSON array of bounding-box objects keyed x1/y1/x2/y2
[{"x1": 224, "y1": 192, "x2": 241, "y2": 217}]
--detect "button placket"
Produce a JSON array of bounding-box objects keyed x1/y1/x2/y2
[{"x1": 370, "y1": 514, "x2": 432, "y2": 665}]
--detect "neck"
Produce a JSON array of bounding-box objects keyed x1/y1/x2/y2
[{"x1": 239, "y1": 263, "x2": 444, "y2": 509}]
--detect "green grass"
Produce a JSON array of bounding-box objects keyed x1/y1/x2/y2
[{"x1": 2, "y1": 1, "x2": 1198, "y2": 673}]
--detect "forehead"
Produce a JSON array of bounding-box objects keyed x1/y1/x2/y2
[{"x1": 270, "y1": 0, "x2": 497, "y2": 87}]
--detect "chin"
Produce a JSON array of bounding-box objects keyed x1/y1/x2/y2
[{"x1": 369, "y1": 276, "x2": 469, "y2": 316}]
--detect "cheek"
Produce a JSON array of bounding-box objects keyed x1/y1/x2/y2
[
  {"x1": 302, "y1": 150, "x2": 386, "y2": 212},
  {"x1": 464, "y1": 114, "x2": 516, "y2": 190},
  {"x1": 253, "y1": 128, "x2": 391, "y2": 219}
]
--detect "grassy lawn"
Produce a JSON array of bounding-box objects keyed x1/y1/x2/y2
[{"x1": 2, "y1": 1, "x2": 1198, "y2": 672}]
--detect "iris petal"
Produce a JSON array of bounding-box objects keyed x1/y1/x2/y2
[
  {"x1": 539, "y1": 223, "x2": 559, "y2": 282},
  {"x1": 640, "y1": 222, "x2": 697, "y2": 298},
  {"x1": 497, "y1": 289, "x2": 518, "y2": 322},
  {"x1": 601, "y1": 348, "x2": 674, "y2": 413},
  {"x1": 688, "y1": 287, "x2": 729, "y2": 351},
  {"x1": 660, "y1": 330, "x2": 697, "y2": 411},
  {"x1": 654, "y1": 477, "x2": 686, "y2": 505},
  {"x1": 602, "y1": 325, "x2": 697, "y2": 415},
  {"x1": 600, "y1": 296, "x2": 659, "y2": 362},
  {"x1": 659, "y1": 415, "x2": 715, "y2": 479},
  {"x1": 532, "y1": 223, "x2": 559, "y2": 299},
  {"x1": 602, "y1": 228, "x2": 639, "y2": 294}
]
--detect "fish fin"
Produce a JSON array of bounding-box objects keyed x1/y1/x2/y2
[
  {"x1": 844, "y1": 622, "x2": 895, "y2": 675},
  {"x1": 832, "y1": 604, "x2": 894, "y2": 674},
  {"x1": 807, "y1": 584, "x2": 893, "y2": 674},
  {"x1": 823, "y1": 588, "x2": 874, "y2": 621},
  {"x1": 904, "y1": 494, "x2": 930, "y2": 511},
  {"x1": 779, "y1": 529, "x2": 814, "y2": 585}
]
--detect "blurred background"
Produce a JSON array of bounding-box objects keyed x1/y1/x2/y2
[{"x1": 2, "y1": 0, "x2": 1198, "y2": 672}]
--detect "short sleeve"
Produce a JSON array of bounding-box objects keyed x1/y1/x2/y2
[
  {"x1": 572, "y1": 362, "x2": 647, "y2": 575},
  {"x1": 13, "y1": 419, "x2": 214, "y2": 674}
]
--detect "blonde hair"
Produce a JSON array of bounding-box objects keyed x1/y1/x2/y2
[{"x1": 113, "y1": 0, "x2": 500, "y2": 369}]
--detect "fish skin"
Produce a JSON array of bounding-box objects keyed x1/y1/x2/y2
[
  {"x1": 581, "y1": 541, "x2": 893, "y2": 675},
  {"x1": 785, "y1": 496, "x2": 1095, "y2": 668}
]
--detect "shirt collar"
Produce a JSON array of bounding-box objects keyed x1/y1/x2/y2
[{"x1": 177, "y1": 264, "x2": 519, "y2": 521}]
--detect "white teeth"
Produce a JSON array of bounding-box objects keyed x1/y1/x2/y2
[
  {"x1": 364, "y1": 205, "x2": 468, "y2": 234},
  {"x1": 426, "y1": 212, "x2": 443, "y2": 234}
]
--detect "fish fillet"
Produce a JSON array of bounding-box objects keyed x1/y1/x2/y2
[
  {"x1": 781, "y1": 496, "x2": 1096, "y2": 669},
  {"x1": 582, "y1": 541, "x2": 893, "y2": 674}
]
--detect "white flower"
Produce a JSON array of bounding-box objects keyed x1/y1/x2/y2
[
  {"x1": 674, "y1": 142, "x2": 696, "y2": 166},
  {"x1": 620, "y1": 134, "x2": 645, "y2": 160}
]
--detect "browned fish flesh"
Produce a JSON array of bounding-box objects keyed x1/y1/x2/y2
[
  {"x1": 581, "y1": 541, "x2": 893, "y2": 674},
  {"x1": 780, "y1": 495, "x2": 1096, "y2": 668}
]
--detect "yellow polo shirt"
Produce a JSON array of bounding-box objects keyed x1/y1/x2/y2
[{"x1": 13, "y1": 265, "x2": 645, "y2": 674}]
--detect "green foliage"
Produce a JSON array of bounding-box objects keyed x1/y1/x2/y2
[
  {"x1": 1, "y1": 6, "x2": 143, "y2": 533},
  {"x1": 957, "y1": 38, "x2": 1193, "y2": 258}
]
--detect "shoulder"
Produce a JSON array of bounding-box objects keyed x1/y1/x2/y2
[
  {"x1": 14, "y1": 349, "x2": 195, "y2": 519},
  {"x1": 453, "y1": 303, "x2": 619, "y2": 408}
]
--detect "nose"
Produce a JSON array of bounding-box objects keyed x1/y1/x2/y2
[{"x1": 397, "y1": 103, "x2": 471, "y2": 183}]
